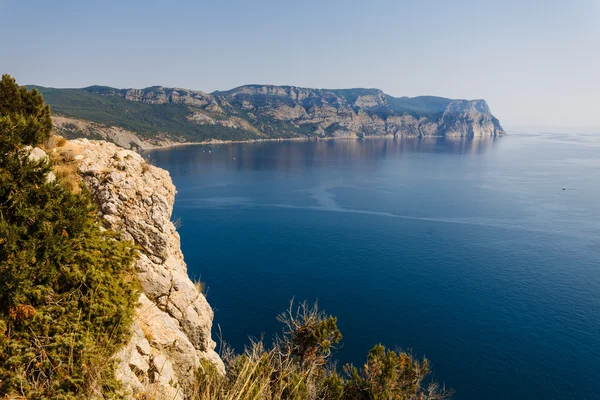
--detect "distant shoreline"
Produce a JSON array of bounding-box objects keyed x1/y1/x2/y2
[{"x1": 143, "y1": 133, "x2": 504, "y2": 151}]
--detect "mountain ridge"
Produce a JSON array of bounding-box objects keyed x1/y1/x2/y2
[{"x1": 30, "y1": 84, "x2": 506, "y2": 149}]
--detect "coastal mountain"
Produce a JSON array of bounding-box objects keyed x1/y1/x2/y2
[{"x1": 32, "y1": 84, "x2": 506, "y2": 149}]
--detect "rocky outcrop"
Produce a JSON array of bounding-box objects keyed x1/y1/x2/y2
[
  {"x1": 438, "y1": 100, "x2": 503, "y2": 137},
  {"x1": 23, "y1": 146, "x2": 56, "y2": 183},
  {"x1": 71, "y1": 139, "x2": 223, "y2": 399}
]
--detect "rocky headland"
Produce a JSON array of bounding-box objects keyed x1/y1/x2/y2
[{"x1": 33, "y1": 84, "x2": 506, "y2": 150}]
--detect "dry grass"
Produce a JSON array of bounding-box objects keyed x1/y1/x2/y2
[
  {"x1": 172, "y1": 217, "x2": 183, "y2": 229},
  {"x1": 140, "y1": 322, "x2": 155, "y2": 343},
  {"x1": 45, "y1": 137, "x2": 85, "y2": 194},
  {"x1": 52, "y1": 163, "x2": 81, "y2": 194},
  {"x1": 44, "y1": 134, "x2": 67, "y2": 149},
  {"x1": 141, "y1": 157, "x2": 155, "y2": 174},
  {"x1": 193, "y1": 341, "x2": 292, "y2": 400},
  {"x1": 193, "y1": 278, "x2": 208, "y2": 297},
  {"x1": 191, "y1": 301, "x2": 452, "y2": 400},
  {"x1": 192, "y1": 302, "x2": 341, "y2": 400}
]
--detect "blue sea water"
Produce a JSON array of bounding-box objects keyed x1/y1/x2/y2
[{"x1": 147, "y1": 133, "x2": 600, "y2": 400}]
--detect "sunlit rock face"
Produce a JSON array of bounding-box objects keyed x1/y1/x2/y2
[
  {"x1": 438, "y1": 99, "x2": 505, "y2": 137},
  {"x1": 72, "y1": 139, "x2": 223, "y2": 400},
  {"x1": 211, "y1": 85, "x2": 505, "y2": 138},
  {"x1": 72, "y1": 85, "x2": 505, "y2": 144}
]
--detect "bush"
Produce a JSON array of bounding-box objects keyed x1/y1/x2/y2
[
  {"x1": 0, "y1": 74, "x2": 52, "y2": 153},
  {"x1": 0, "y1": 74, "x2": 138, "y2": 399},
  {"x1": 195, "y1": 301, "x2": 452, "y2": 400}
]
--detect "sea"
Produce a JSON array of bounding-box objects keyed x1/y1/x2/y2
[{"x1": 147, "y1": 133, "x2": 600, "y2": 400}]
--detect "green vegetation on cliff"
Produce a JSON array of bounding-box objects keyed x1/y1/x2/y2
[
  {"x1": 0, "y1": 75, "x2": 138, "y2": 399},
  {"x1": 29, "y1": 86, "x2": 259, "y2": 142}
]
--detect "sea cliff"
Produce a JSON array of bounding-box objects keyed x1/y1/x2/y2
[
  {"x1": 73, "y1": 139, "x2": 223, "y2": 399},
  {"x1": 33, "y1": 84, "x2": 506, "y2": 150}
]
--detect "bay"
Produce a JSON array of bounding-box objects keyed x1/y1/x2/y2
[{"x1": 148, "y1": 133, "x2": 600, "y2": 400}]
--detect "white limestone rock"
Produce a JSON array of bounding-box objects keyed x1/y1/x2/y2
[
  {"x1": 74, "y1": 139, "x2": 223, "y2": 399},
  {"x1": 22, "y1": 146, "x2": 57, "y2": 183}
]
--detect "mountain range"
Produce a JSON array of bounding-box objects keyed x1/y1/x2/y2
[{"x1": 31, "y1": 84, "x2": 506, "y2": 149}]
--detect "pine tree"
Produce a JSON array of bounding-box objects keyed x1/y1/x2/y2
[
  {"x1": 0, "y1": 74, "x2": 52, "y2": 154},
  {"x1": 0, "y1": 75, "x2": 138, "y2": 399}
]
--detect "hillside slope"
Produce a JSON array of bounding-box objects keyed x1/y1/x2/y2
[{"x1": 32, "y1": 84, "x2": 505, "y2": 149}]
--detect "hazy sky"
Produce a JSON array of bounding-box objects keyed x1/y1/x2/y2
[{"x1": 1, "y1": 0, "x2": 599, "y2": 133}]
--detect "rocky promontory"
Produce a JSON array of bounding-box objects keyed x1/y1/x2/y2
[{"x1": 68, "y1": 139, "x2": 223, "y2": 399}]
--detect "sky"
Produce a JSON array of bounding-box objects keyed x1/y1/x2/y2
[{"x1": 1, "y1": 0, "x2": 599, "y2": 133}]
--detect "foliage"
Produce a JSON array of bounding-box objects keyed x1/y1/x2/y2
[
  {"x1": 0, "y1": 75, "x2": 138, "y2": 399},
  {"x1": 276, "y1": 301, "x2": 342, "y2": 367},
  {"x1": 0, "y1": 75, "x2": 52, "y2": 154},
  {"x1": 195, "y1": 301, "x2": 452, "y2": 400},
  {"x1": 342, "y1": 345, "x2": 450, "y2": 400}
]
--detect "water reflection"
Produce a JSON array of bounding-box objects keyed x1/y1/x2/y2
[{"x1": 148, "y1": 136, "x2": 501, "y2": 175}]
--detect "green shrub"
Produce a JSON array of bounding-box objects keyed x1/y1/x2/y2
[
  {"x1": 195, "y1": 301, "x2": 452, "y2": 400},
  {"x1": 0, "y1": 74, "x2": 52, "y2": 153},
  {"x1": 0, "y1": 74, "x2": 138, "y2": 399},
  {"x1": 342, "y1": 344, "x2": 452, "y2": 400}
]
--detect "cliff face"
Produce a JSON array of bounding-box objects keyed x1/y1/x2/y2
[
  {"x1": 72, "y1": 139, "x2": 223, "y2": 399},
  {"x1": 36, "y1": 84, "x2": 505, "y2": 148},
  {"x1": 437, "y1": 99, "x2": 502, "y2": 137},
  {"x1": 97, "y1": 85, "x2": 506, "y2": 139}
]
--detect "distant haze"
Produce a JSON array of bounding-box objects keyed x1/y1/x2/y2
[{"x1": 1, "y1": 0, "x2": 598, "y2": 133}]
